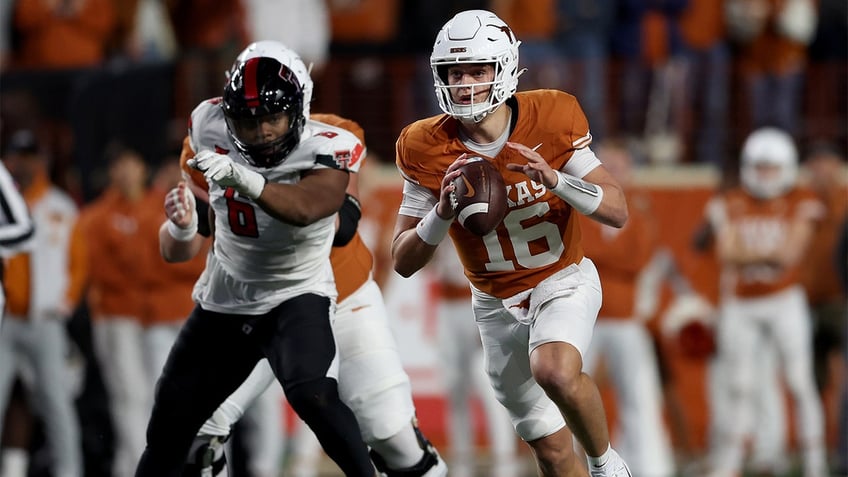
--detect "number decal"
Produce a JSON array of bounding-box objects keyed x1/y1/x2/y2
[
  {"x1": 224, "y1": 188, "x2": 259, "y2": 237},
  {"x1": 482, "y1": 202, "x2": 564, "y2": 271}
]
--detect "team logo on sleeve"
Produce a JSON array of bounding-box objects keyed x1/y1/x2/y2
[
  {"x1": 214, "y1": 145, "x2": 230, "y2": 154},
  {"x1": 334, "y1": 143, "x2": 364, "y2": 169}
]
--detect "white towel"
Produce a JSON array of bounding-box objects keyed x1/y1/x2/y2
[{"x1": 501, "y1": 263, "x2": 583, "y2": 325}]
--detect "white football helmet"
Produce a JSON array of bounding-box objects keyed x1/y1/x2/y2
[
  {"x1": 430, "y1": 10, "x2": 523, "y2": 123},
  {"x1": 231, "y1": 40, "x2": 314, "y2": 118},
  {"x1": 739, "y1": 127, "x2": 799, "y2": 199}
]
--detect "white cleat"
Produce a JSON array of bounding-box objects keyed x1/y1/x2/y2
[{"x1": 588, "y1": 448, "x2": 632, "y2": 477}]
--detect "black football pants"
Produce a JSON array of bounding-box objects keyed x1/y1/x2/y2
[{"x1": 134, "y1": 293, "x2": 374, "y2": 477}]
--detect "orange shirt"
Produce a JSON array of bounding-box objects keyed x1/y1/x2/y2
[
  {"x1": 679, "y1": 0, "x2": 725, "y2": 50},
  {"x1": 721, "y1": 186, "x2": 823, "y2": 297},
  {"x1": 330, "y1": 0, "x2": 398, "y2": 44},
  {"x1": 13, "y1": 0, "x2": 116, "y2": 69},
  {"x1": 396, "y1": 91, "x2": 590, "y2": 298},
  {"x1": 739, "y1": 0, "x2": 809, "y2": 75},
  {"x1": 580, "y1": 191, "x2": 659, "y2": 319},
  {"x1": 494, "y1": 0, "x2": 557, "y2": 40},
  {"x1": 80, "y1": 188, "x2": 150, "y2": 319}
]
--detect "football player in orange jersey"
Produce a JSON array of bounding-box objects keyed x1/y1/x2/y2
[
  {"x1": 704, "y1": 127, "x2": 829, "y2": 477},
  {"x1": 392, "y1": 9, "x2": 632, "y2": 477}
]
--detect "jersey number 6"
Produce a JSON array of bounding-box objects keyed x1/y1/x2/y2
[{"x1": 224, "y1": 188, "x2": 259, "y2": 237}]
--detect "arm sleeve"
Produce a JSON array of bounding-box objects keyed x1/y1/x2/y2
[{"x1": 332, "y1": 194, "x2": 362, "y2": 247}]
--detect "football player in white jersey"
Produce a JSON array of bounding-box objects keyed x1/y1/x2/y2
[
  {"x1": 169, "y1": 41, "x2": 448, "y2": 477},
  {"x1": 134, "y1": 42, "x2": 376, "y2": 477}
]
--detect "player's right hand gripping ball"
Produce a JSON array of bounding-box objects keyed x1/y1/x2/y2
[{"x1": 450, "y1": 157, "x2": 508, "y2": 236}]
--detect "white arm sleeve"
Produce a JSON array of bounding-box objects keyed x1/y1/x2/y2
[
  {"x1": 398, "y1": 180, "x2": 438, "y2": 218},
  {"x1": 562, "y1": 147, "x2": 602, "y2": 178}
]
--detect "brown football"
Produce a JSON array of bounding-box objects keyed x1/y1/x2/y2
[{"x1": 449, "y1": 157, "x2": 508, "y2": 236}]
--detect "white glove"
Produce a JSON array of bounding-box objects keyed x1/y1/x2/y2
[{"x1": 188, "y1": 150, "x2": 266, "y2": 200}]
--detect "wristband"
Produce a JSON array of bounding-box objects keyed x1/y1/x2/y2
[
  {"x1": 415, "y1": 205, "x2": 452, "y2": 245},
  {"x1": 550, "y1": 171, "x2": 604, "y2": 215},
  {"x1": 167, "y1": 215, "x2": 197, "y2": 242}
]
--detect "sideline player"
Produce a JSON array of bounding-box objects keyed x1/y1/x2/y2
[
  {"x1": 391, "y1": 9, "x2": 632, "y2": 477},
  {"x1": 704, "y1": 127, "x2": 829, "y2": 477}
]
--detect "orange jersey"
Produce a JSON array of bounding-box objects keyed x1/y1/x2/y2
[
  {"x1": 721, "y1": 186, "x2": 823, "y2": 298},
  {"x1": 179, "y1": 111, "x2": 374, "y2": 303},
  {"x1": 396, "y1": 90, "x2": 592, "y2": 298},
  {"x1": 80, "y1": 189, "x2": 151, "y2": 319},
  {"x1": 740, "y1": 0, "x2": 810, "y2": 75},
  {"x1": 580, "y1": 191, "x2": 658, "y2": 319}
]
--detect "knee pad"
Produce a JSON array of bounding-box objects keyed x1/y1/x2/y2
[{"x1": 370, "y1": 419, "x2": 447, "y2": 477}]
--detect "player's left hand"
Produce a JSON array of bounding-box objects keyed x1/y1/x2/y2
[
  {"x1": 505, "y1": 141, "x2": 557, "y2": 188},
  {"x1": 188, "y1": 150, "x2": 266, "y2": 200}
]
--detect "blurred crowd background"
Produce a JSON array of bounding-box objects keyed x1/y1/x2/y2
[{"x1": 0, "y1": 0, "x2": 846, "y2": 477}]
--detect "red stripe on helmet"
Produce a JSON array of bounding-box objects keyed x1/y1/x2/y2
[{"x1": 243, "y1": 58, "x2": 260, "y2": 108}]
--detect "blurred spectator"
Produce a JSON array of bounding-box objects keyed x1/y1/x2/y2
[
  {"x1": 678, "y1": 0, "x2": 730, "y2": 166},
  {"x1": 328, "y1": 0, "x2": 399, "y2": 55},
  {"x1": 79, "y1": 145, "x2": 151, "y2": 477},
  {"x1": 551, "y1": 0, "x2": 616, "y2": 142},
  {"x1": 122, "y1": 0, "x2": 177, "y2": 62},
  {"x1": 800, "y1": 143, "x2": 847, "y2": 393},
  {"x1": 704, "y1": 127, "x2": 828, "y2": 477},
  {"x1": 804, "y1": 0, "x2": 848, "y2": 147},
  {"x1": 639, "y1": 1, "x2": 689, "y2": 165},
  {"x1": 725, "y1": 0, "x2": 818, "y2": 137},
  {"x1": 167, "y1": 0, "x2": 249, "y2": 122},
  {"x1": 0, "y1": 129, "x2": 87, "y2": 477},
  {"x1": 9, "y1": 0, "x2": 116, "y2": 70},
  {"x1": 494, "y1": 0, "x2": 561, "y2": 92},
  {"x1": 607, "y1": 0, "x2": 650, "y2": 143},
  {"x1": 429, "y1": 240, "x2": 521, "y2": 477},
  {"x1": 578, "y1": 138, "x2": 676, "y2": 477}
]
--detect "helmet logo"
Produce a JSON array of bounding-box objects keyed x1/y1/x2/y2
[
  {"x1": 494, "y1": 25, "x2": 515, "y2": 43},
  {"x1": 450, "y1": 47, "x2": 467, "y2": 53},
  {"x1": 243, "y1": 58, "x2": 261, "y2": 108}
]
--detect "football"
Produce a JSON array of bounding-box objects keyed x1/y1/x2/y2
[{"x1": 449, "y1": 157, "x2": 508, "y2": 236}]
